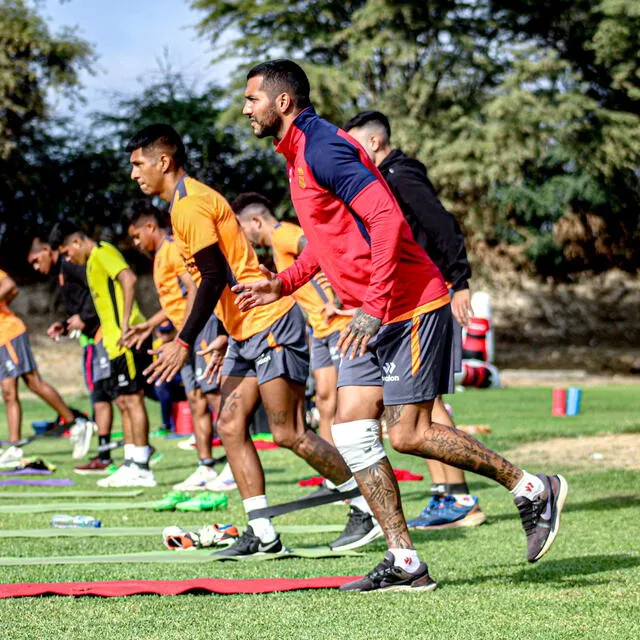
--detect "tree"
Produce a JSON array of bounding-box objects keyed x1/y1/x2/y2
[
  {"x1": 0, "y1": 0, "x2": 93, "y2": 269},
  {"x1": 191, "y1": 0, "x2": 640, "y2": 277}
]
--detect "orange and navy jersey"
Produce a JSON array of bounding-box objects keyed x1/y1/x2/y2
[
  {"x1": 272, "y1": 221, "x2": 350, "y2": 338},
  {"x1": 153, "y1": 236, "x2": 192, "y2": 329},
  {"x1": 0, "y1": 269, "x2": 26, "y2": 346},
  {"x1": 170, "y1": 175, "x2": 294, "y2": 342}
]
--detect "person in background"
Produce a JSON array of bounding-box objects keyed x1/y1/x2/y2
[{"x1": 344, "y1": 110, "x2": 485, "y2": 529}]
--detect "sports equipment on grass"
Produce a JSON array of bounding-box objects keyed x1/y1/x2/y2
[
  {"x1": 0, "y1": 500, "x2": 157, "y2": 514},
  {"x1": 163, "y1": 523, "x2": 239, "y2": 549},
  {"x1": 0, "y1": 478, "x2": 73, "y2": 487},
  {"x1": 0, "y1": 547, "x2": 362, "y2": 566},
  {"x1": 0, "y1": 524, "x2": 345, "y2": 538},
  {"x1": 153, "y1": 491, "x2": 191, "y2": 511},
  {"x1": 0, "y1": 576, "x2": 359, "y2": 599},
  {"x1": 175, "y1": 491, "x2": 228, "y2": 512}
]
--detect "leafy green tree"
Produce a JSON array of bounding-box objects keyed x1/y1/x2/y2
[{"x1": 191, "y1": 0, "x2": 640, "y2": 277}]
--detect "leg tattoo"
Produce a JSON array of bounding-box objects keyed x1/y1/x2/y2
[
  {"x1": 422, "y1": 422, "x2": 522, "y2": 489},
  {"x1": 292, "y1": 430, "x2": 351, "y2": 485},
  {"x1": 354, "y1": 458, "x2": 413, "y2": 549}
]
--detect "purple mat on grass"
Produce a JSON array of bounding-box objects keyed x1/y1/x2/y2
[
  {"x1": 0, "y1": 478, "x2": 74, "y2": 487},
  {"x1": 0, "y1": 469, "x2": 52, "y2": 476}
]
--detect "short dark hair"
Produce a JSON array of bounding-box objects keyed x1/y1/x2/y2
[
  {"x1": 247, "y1": 59, "x2": 311, "y2": 109},
  {"x1": 127, "y1": 200, "x2": 168, "y2": 228},
  {"x1": 230, "y1": 192, "x2": 275, "y2": 216},
  {"x1": 125, "y1": 123, "x2": 187, "y2": 169},
  {"x1": 28, "y1": 237, "x2": 49, "y2": 254},
  {"x1": 49, "y1": 221, "x2": 85, "y2": 250},
  {"x1": 343, "y1": 111, "x2": 392, "y2": 139}
]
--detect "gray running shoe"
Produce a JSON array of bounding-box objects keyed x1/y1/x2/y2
[
  {"x1": 213, "y1": 526, "x2": 286, "y2": 558},
  {"x1": 515, "y1": 474, "x2": 568, "y2": 563},
  {"x1": 330, "y1": 505, "x2": 383, "y2": 551},
  {"x1": 340, "y1": 551, "x2": 437, "y2": 593}
]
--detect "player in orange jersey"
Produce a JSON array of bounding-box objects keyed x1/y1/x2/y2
[
  {"x1": 126, "y1": 124, "x2": 381, "y2": 555},
  {"x1": 0, "y1": 268, "x2": 92, "y2": 465},
  {"x1": 126, "y1": 200, "x2": 229, "y2": 492}
]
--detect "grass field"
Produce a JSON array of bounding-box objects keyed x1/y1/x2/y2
[{"x1": 1, "y1": 385, "x2": 639, "y2": 640}]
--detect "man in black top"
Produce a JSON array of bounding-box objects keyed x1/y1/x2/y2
[
  {"x1": 27, "y1": 236, "x2": 114, "y2": 472},
  {"x1": 344, "y1": 111, "x2": 486, "y2": 530}
]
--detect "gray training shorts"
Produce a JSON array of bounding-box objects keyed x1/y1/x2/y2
[
  {"x1": 221, "y1": 305, "x2": 309, "y2": 386},
  {"x1": 337, "y1": 304, "x2": 455, "y2": 405}
]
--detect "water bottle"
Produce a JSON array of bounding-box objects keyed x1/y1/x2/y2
[{"x1": 50, "y1": 514, "x2": 102, "y2": 528}]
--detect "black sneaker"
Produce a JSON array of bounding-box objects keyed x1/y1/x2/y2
[
  {"x1": 340, "y1": 551, "x2": 437, "y2": 593},
  {"x1": 213, "y1": 526, "x2": 286, "y2": 558},
  {"x1": 515, "y1": 473, "x2": 568, "y2": 563},
  {"x1": 330, "y1": 505, "x2": 383, "y2": 551}
]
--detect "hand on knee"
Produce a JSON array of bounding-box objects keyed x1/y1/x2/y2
[{"x1": 331, "y1": 419, "x2": 387, "y2": 472}]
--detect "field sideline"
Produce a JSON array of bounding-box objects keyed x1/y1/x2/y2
[{"x1": 0, "y1": 385, "x2": 639, "y2": 640}]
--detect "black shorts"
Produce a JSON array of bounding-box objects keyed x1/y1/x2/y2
[
  {"x1": 108, "y1": 342, "x2": 152, "y2": 397},
  {"x1": 91, "y1": 377, "x2": 115, "y2": 403}
]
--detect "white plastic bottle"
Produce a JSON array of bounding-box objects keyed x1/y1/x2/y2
[{"x1": 50, "y1": 514, "x2": 102, "y2": 528}]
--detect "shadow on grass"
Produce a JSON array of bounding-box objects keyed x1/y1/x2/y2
[{"x1": 448, "y1": 553, "x2": 640, "y2": 588}]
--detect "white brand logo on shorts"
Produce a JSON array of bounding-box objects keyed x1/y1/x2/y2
[
  {"x1": 256, "y1": 353, "x2": 271, "y2": 367},
  {"x1": 382, "y1": 361, "x2": 400, "y2": 382},
  {"x1": 117, "y1": 373, "x2": 128, "y2": 387}
]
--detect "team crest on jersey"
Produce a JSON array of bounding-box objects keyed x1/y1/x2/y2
[{"x1": 297, "y1": 167, "x2": 306, "y2": 189}]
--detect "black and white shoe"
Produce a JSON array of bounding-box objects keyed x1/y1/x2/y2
[
  {"x1": 213, "y1": 526, "x2": 286, "y2": 558},
  {"x1": 340, "y1": 551, "x2": 437, "y2": 592},
  {"x1": 330, "y1": 505, "x2": 383, "y2": 551},
  {"x1": 515, "y1": 473, "x2": 568, "y2": 563}
]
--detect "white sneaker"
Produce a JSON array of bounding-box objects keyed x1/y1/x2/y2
[
  {"x1": 97, "y1": 462, "x2": 156, "y2": 488},
  {"x1": 173, "y1": 465, "x2": 218, "y2": 491},
  {"x1": 177, "y1": 435, "x2": 197, "y2": 451},
  {"x1": 0, "y1": 446, "x2": 24, "y2": 468},
  {"x1": 205, "y1": 462, "x2": 237, "y2": 492},
  {"x1": 70, "y1": 419, "x2": 97, "y2": 460}
]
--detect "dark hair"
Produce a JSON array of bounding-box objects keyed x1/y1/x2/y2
[
  {"x1": 28, "y1": 237, "x2": 49, "y2": 254},
  {"x1": 127, "y1": 200, "x2": 168, "y2": 228},
  {"x1": 247, "y1": 59, "x2": 311, "y2": 109},
  {"x1": 48, "y1": 221, "x2": 85, "y2": 250},
  {"x1": 125, "y1": 123, "x2": 187, "y2": 169},
  {"x1": 230, "y1": 192, "x2": 275, "y2": 216},
  {"x1": 343, "y1": 110, "x2": 392, "y2": 139}
]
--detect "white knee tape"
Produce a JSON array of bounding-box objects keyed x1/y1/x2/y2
[{"x1": 331, "y1": 419, "x2": 386, "y2": 473}]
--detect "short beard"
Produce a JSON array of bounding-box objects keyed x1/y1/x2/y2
[{"x1": 253, "y1": 104, "x2": 281, "y2": 139}]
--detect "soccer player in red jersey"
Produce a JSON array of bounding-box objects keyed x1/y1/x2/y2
[{"x1": 235, "y1": 59, "x2": 568, "y2": 591}]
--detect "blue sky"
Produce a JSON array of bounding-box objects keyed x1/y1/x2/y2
[{"x1": 43, "y1": 0, "x2": 234, "y2": 117}]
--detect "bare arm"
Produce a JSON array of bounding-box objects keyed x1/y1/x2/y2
[
  {"x1": 116, "y1": 268, "x2": 137, "y2": 343},
  {"x1": 0, "y1": 275, "x2": 19, "y2": 305}
]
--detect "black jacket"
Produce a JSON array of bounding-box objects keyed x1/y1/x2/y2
[
  {"x1": 379, "y1": 148, "x2": 471, "y2": 291},
  {"x1": 54, "y1": 256, "x2": 101, "y2": 339}
]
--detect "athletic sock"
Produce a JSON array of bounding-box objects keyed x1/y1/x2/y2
[
  {"x1": 98, "y1": 435, "x2": 112, "y2": 462},
  {"x1": 199, "y1": 458, "x2": 215, "y2": 467},
  {"x1": 429, "y1": 483, "x2": 446, "y2": 497},
  {"x1": 511, "y1": 471, "x2": 544, "y2": 500},
  {"x1": 132, "y1": 445, "x2": 151, "y2": 467},
  {"x1": 336, "y1": 477, "x2": 357, "y2": 493},
  {"x1": 445, "y1": 482, "x2": 470, "y2": 496},
  {"x1": 389, "y1": 548, "x2": 421, "y2": 574},
  {"x1": 324, "y1": 478, "x2": 337, "y2": 490},
  {"x1": 243, "y1": 495, "x2": 277, "y2": 543},
  {"x1": 123, "y1": 443, "x2": 135, "y2": 462}
]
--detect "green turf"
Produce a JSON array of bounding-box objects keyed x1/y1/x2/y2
[{"x1": 0, "y1": 386, "x2": 639, "y2": 640}]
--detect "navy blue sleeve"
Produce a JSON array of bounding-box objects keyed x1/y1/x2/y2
[{"x1": 305, "y1": 130, "x2": 376, "y2": 204}]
